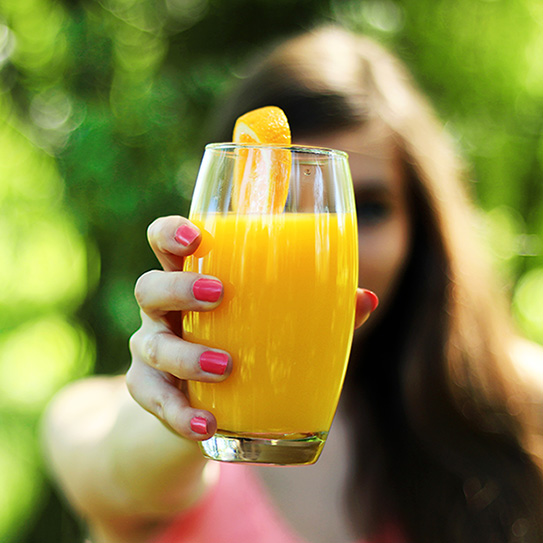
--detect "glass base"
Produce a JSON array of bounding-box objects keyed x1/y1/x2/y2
[{"x1": 199, "y1": 430, "x2": 327, "y2": 466}]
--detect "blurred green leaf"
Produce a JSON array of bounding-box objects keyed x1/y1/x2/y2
[{"x1": 513, "y1": 268, "x2": 543, "y2": 343}]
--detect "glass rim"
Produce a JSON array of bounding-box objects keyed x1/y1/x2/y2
[{"x1": 205, "y1": 142, "x2": 349, "y2": 159}]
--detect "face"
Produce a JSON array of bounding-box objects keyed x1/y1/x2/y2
[{"x1": 298, "y1": 119, "x2": 412, "y2": 327}]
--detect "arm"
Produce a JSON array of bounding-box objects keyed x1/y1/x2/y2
[{"x1": 42, "y1": 375, "x2": 219, "y2": 543}]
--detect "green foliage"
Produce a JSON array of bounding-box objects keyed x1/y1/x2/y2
[
  {"x1": 0, "y1": 0, "x2": 542, "y2": 541},
  {"x1": 0, "y1": 93, "x2": 92, "y2": 543}
]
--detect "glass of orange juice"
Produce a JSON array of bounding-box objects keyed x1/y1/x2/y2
[{"x1": 183, "y1": 142, "x2": 358, "y2": 465}]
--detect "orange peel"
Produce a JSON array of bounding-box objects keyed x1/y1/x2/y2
[{"x1": 232, "y1": 106, "x2": 291, "y2": 213}]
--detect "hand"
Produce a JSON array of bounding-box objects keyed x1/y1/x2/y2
[
  {"x1": 128, "y1": 215, "x2": 231, "y2": 441},
  {"x1": 355, "y1": 288, "x2": 380, "y2": 329},
  {"x1": 127, "y1": 215, "x2": 378, "y2": 441}
]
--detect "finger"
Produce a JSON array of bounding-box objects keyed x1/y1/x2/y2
[
  {"x1": 135, "y1": 270, "x2": 223, "y2": 319},
  {"x1": 130, "y1": 327, "x2": 232, "y2": 382},
  {"x1": 354, "y1": 289, "x2": 379, "y2": 329},
  {"x1": 126, "y1": 359, "x2": 217, "y2": 440},
  {"x1": 147, "y1": 216, "x2": 201, "y2": 271}
]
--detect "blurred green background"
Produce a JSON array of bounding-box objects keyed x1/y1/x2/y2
[{"x1": 0, "y1": 0, "x2": 542, "y2": 541}]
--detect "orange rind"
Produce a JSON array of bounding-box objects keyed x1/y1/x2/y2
[{"x1": 232, "y1": 106, "x2": 291, "y2": 213}]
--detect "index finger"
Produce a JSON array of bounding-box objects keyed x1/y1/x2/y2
[{"x1": 147, "y1": 216, "x2": 201, "y2": 271}]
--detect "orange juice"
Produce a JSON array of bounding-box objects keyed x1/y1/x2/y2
[{"x1": 183, "y1": 212, "x2": 358, "y2": 436}]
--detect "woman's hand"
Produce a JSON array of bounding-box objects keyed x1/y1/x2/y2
[
  {"x1": 127, "y1": 215, "x2": 378, "y2": 441},
  {"x1": 128, "y1": 215, "x2": 232, "y2": 441},
  {"x1": 355, "y1": 287, "x2": 379, "y2": 329}
]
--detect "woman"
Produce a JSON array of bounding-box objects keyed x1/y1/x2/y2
[{"x1": 42, "y1": 27, "x2": 543, "y2": 543}]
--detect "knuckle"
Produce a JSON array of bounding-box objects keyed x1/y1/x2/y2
[
  {"x1": 125, "y1": 365, "x2": 138, "y2": 396},
  {"x1": 128, "y1": 329, "x2": 141, "y2": 356},
  {"x1": 147, "y1": 217, "x2": 173, "y2": 254},
  {"x1": 171, "y1": 348, "x2": 189, "y2": 377},
  {"x1": 134, "y1": 270, "x2": 157, "y2": 308},
  {"x1": 151, "y1": 392, "x2": 184, "y2": 431},
  {"x1": 142, "y1": 333, "x2": 161, "y2": 369},
  {"x1": 164, "y1": 273, "x2": 182, "y2": 303},
  {"x1": 134, "y1": 275, "x2": 146, "y2": 307},
  {"x1": 150, "y1": 392, "x2": 167, "y2": 421},
  {"x1": 144, "y1": 332, "x2": 189, "y2": 378},
  {"x1": 146, "y1": 218, "x2": 163, "y2": 246}
]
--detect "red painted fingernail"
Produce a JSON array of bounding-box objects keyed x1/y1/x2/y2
[
  {"x1": 175, "y1": 224, "x2": 199, "y2": 246},
  {"x1": 200, "y1": 351, "x2": 229, "y2": 375},
  {"x1": 366, "y1": 290, "x2": 379, "y2": 312},
  {"x1": 193, "y1": 278, "x2": 222, "y2": 302},
  {"x1": 190, "y1": 416, "x2": 208, "y2": 435}
]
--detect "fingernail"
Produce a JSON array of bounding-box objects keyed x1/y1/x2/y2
[
  {"x1": 366, "y1": 290, "x2": 379, "y2": 312},
  {"x1": 200, "y1": 351, "x2": 229, "y2": 375},
  {"x1": 193, "y1": 278, "x2": 222, "y2": 302},
  {"x1": 190, "y1": 416, "x2": 208, "y2": 435},
  {"x1": 175, "y1": 224, "x2": 199, "y2": 246}
]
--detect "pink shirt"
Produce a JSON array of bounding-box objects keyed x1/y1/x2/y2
[{"x1": 152, "y1": 464, "x2": 406, "y2": 543}]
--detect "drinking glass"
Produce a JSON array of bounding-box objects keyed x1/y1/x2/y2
[{"x1": 183, "y1": 142, "x2": 358, "y2": 465}]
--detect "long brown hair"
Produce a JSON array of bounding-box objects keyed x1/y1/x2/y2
[{"x1": 211, "y1": 26, "x2": 543, "y2": 543}]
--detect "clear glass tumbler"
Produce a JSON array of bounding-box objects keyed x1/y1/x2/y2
[{"x1": 183, "y1": 143, "x2": 358, "y2": 465}]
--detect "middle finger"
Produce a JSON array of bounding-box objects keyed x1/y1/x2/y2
[{"x1": 135, "y1": 270, "x2": 223, "y2": 319}]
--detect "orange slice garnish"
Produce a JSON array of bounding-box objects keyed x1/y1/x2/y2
[{"x1": 232, "y1": 106, "x2": 291, "y2": 213}]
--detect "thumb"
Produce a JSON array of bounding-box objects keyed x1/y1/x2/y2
[{"x1": 354, "y1": 289, "x2": 379, "y2": 329}]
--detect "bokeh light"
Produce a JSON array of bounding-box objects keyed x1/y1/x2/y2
[
  {"x1": 513, "y1": 268, "x2": 543, "y2": 343},
  {"x1": 0, "y1": 316, "x2": 94, "y2": 411},
  {"x1": 0, "y1": 10, "x2": 94, "y2": 536},
  {"x1": 0, "y1": 425, "x2": 42, "y2": 543}
]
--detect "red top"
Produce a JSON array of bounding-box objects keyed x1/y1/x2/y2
[{"x1": 152, "y1": 464, "x2": 406, "y2": 543}]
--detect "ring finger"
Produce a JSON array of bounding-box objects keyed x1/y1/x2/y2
[{"x1": 130, "y1": 327, "x2": 232, "y2": 382}]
